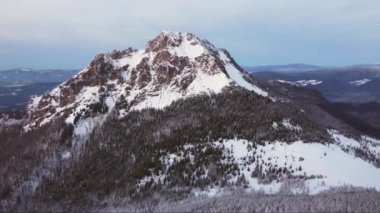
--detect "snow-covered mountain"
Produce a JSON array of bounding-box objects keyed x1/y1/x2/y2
[
  {"x1": 25, "y1": 31, "x2": 267, "y2": 132},
  {"x1": 2, "y1": 32, "x2": 380, "y2": 211}
]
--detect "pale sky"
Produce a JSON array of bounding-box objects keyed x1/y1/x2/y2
[{"x1": 1, "y1": 0, "x2": 380, "y2": 69}]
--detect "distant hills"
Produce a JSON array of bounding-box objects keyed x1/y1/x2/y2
[
  {"x1": 243, "y1": 64, "x2": 324, "y2": 73},
  {"x1": 0, "y1": 69, "x2": 77, "y2": 109},
  {"x1": 245, "y1": 63, "x2": 380, "y2": 73},
  {"x1": 0, "y1": 68, "x2": 77, "y2": 86},
  {"x1": 247, "y1": 64, "x2": 380, "y2": 103},
  {"x1": 247, "y1": 64, "x2": 380, "y2": 136}
]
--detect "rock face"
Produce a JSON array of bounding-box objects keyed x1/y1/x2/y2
[{"x1": 25, "y1": 31, "x2": 267, "y2": 130}]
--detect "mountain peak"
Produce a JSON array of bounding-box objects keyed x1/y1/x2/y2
[
  {"x1": 155, "y1": 31, "x2": 196, "y2": 40},
  {"x1": 146, "y1": 31, "x2": 215, "y2": 58},
  {"x1": 149, "y1": 31, "x2": 198, "y2": 45}
]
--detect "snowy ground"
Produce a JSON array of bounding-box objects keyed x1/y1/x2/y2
[
  {"x1": 215, "y1": 135, "x2": 380, "y2": 195},
  {"x1": 350, "y1": 79, "x2": 371, "y2": 86},
  {"x1": 276, "y1": 79, "x2": 322, "y2": 87},
  {"x1": 139, "y1": 133, "x2": 380, "y2": 197}
]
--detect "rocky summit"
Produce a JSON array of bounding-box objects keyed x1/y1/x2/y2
[{"x1": 25, "y1": 31, "x2": 267, "y2": 132}]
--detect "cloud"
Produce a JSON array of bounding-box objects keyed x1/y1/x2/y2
[{"x1": 0, "y1": 0, "x2": 380, "y2": 69}]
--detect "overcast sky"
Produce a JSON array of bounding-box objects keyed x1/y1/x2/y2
[{"x1": 1, "y1": 0, "x2": 380, "y2": 69}]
